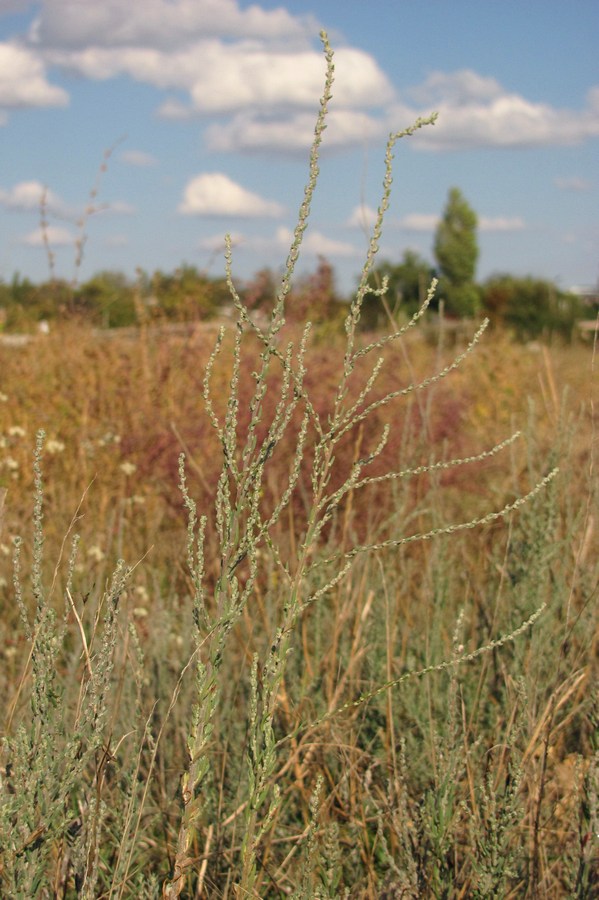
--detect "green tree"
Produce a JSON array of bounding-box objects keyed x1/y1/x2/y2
[
  {"x1": 150, "y1": 265, "x2": 230, "y2": 321},
  {"x1": 434, "y1": 187, "x2": 479, "y2": 317},
  {"x1": 0, "y1": 274, "x2": 73, "y2": 330},
  {"x1": 76, "y1": 271, "x2": 136, "y2": 328}
]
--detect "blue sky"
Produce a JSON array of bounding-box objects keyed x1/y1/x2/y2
[{"x1": 0, "y1": 0, "x2": 597, "y2": 296}]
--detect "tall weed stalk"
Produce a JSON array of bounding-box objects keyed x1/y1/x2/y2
[{"x1": 163, "y1": 32, "x2": 557, "y2": 898}]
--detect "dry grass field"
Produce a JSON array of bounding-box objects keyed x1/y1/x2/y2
[{"x1": 0, "y1": 316, "x2": 596, "y2": 898}]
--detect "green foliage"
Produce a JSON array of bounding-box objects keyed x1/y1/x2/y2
[
  {"x1": 434, "y1": 186, "x2": 480, "y2": 317},
  {"x1": 75, "y1": 270, "x2": 136, "y2": 328},
  {"x1": 481, "y1": 273, "x2": 585, "y2": 340},
  {"x1": 366, "y1": 249, "x2": 436, "y2": 328},
  {"x1": 149, "y1": 264, "x2": 231, "y2": 321},
  {"x1": 0, "y1": 266, "x2": 237, "y2": 331},
  {"x1": 0, "y1": 274, "x2": 72, "y2": 331}
]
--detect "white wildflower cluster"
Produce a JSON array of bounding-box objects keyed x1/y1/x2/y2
[
  {"x1": 1, "y1": 456, "x2": 19, "y2": 478},
  {"x1": 0, "y1": 425, "x2": 29, "y2": 478},
  {"x1": 45, "y1": 438, "x2": 66, "y2": 455}
]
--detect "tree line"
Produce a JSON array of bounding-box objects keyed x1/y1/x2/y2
[{"x1": 0, "y1": 188, "x2": 590, "y2": 341}]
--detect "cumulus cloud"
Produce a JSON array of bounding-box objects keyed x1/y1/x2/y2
[
  {"x1": 0, "y1": 179, "x2": 134, "y2": 228},
  {"x1": 20, "y1": 0, "x2": 392, "y2": 153},
  {"x1": 0, "y1": 41, "x2": 68, "y2": 112},
  {"x1": 28, "y1": 0, "x2": 316, "y2": 49},
  {"x1": 347, "y1": 205, "x2": 379, "y2": 229},
  {"x1": 39, "y1": 41, "x2": 392, "y2": 121},
  {"x1": 120, "y1": 149, "x2": 158, "y2": 167},
  {"x1": 0, "y1": 180, "x2": 132, "y2": 220},
  {"x1": 398, "y1": 72, "x2": 599, "y2": 151},
  {"x1": 8, "y1": 1, "x2": 597, "y2": 156},
  {"x1": 554, "y1": 176, "x2": 592, "y2": 192},
  {"x1": 206, "y1": 108, "x2": 387, "y2": 154},
  {"x1": 408, "y1": 70, "x2": 505, "y2": 106},
  {"x1": 202, "y1": 66, "x2": 598, "y2": 154},
  {"x1": 273, "y1": 226, "x2": 356, "y2": 258},
  {"x1": 191, "y1": 45, "x2": 392, "y2": 114},
  {"x1": 236, "y1": 226, "x2": 356, "y2": 259},
  {"x1": 19, "y1": 224, "x2": 74, "y2": 246},
  {"x1": 178, "y1": 173, "x2": 284, "y2": 217},
  {"x1": 0, "y1": 180, "x2": 67, "y2": 214}
]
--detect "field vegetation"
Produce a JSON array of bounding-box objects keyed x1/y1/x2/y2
[{"x1": 0, "y1": 33, "x2": 597, "y2": 899}]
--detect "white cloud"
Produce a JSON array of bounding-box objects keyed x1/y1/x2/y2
[
  {"x1": 120, "y1": 149, "x2": 158, "y2": 167},
  {"x1": 0, "y1": 180, "x2": 67, "y2": 214},
  {"x1": 347, "y1": 205, "x2": 379, "y2": 229},
  {"x1": 198, "y1": 228, "x2": 356, "y2": 260},
  {"x1": 192, "y1": 45, "x2": 392, "y2": 114},
  {"x1": 19, "y1": 224, "x2": 74, "y2": 246},
  {"x1": 0, "y1": 41, "x2": 68, "y2": 112},
  {"x1": 395, "y1": 72, "x2": 599, "y2": 151},
  {"x1": 0, "y1": 180, "x2": 132, "y2": 219},
  {"x1": 479, "y1": 216, "x2": 525, "y2": 231},
  {"x1": 207, "y1": 107, "x2": 387, "y2": 154},
  {"x1": 29, "y1": 0, "x2": 316, "y2": 49},
  {"x1": 178, "y1": 173, "x2": 284, "y2": 218},
  {"x1": 40, "y1": 41, "x2": 392, "y2": 120},
  {"x1": 11, "y1": 1, "x2": 598, "y2": 157},
  {"x1": 24, "y1": 0, "x2": 392, "y2": 149},
  {"x1": 237, "y1": 226, "x2": 357, "y2": 259},
  {"x1": 554, "y1": 176, "x2": 592, "y2": 192},
  {"x1": 399, "y1": 213, "x2": 440, "y2": 231},
  {"x1": 273, "y1": 226, "x2": 356, "y2": 258},
  {"x1": 409, "y1": 70, "x2": 504, "y2": 105}
]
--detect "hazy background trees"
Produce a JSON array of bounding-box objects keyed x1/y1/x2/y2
[{"x1": 0, "y1": 186, "x2": 592, "y2": 341}]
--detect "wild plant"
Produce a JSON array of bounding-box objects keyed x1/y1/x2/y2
[
  {"x1": 161, "y1": 32, "x2": 558, "y2": 897},
  {"x1": 0, "y1": 431, "x2": 133, "y2": 896}
]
